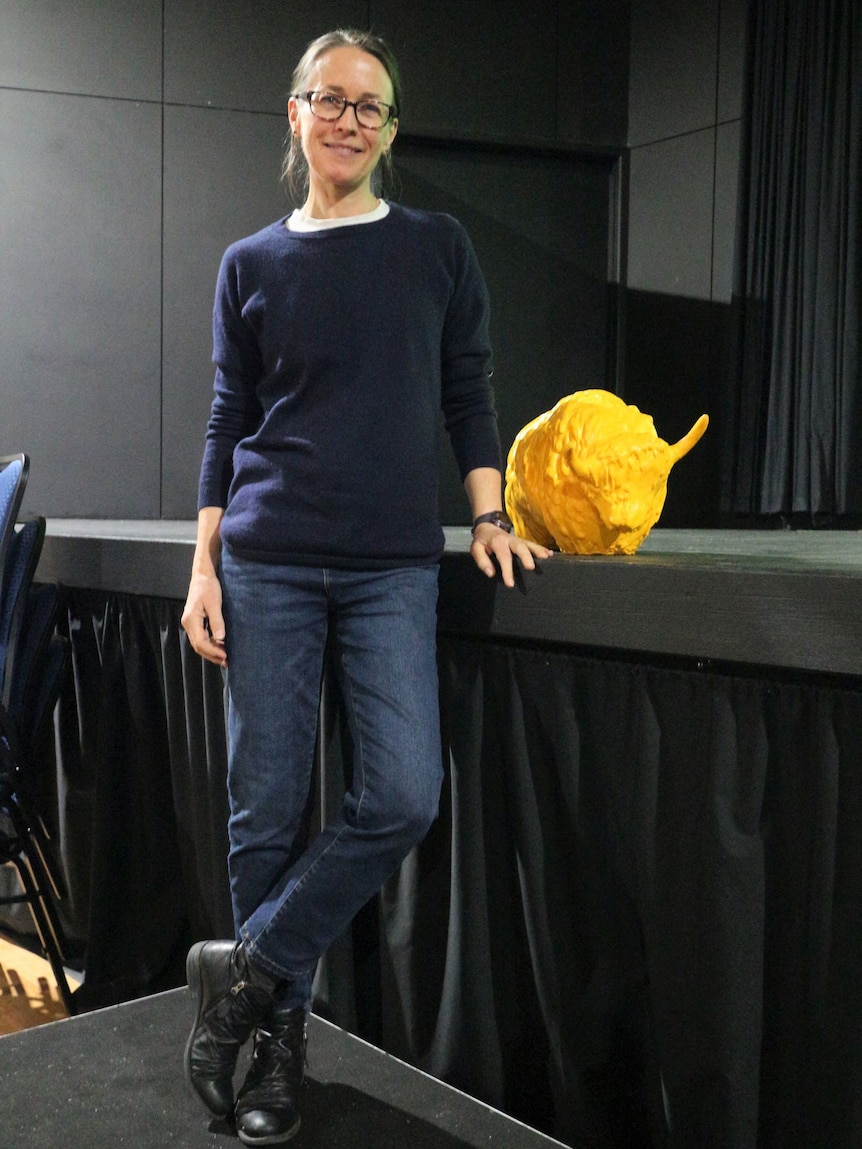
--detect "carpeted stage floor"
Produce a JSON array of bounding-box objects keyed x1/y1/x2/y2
[{"x1": 0, "y1": 987, "x2": 568, "y2": 1149}]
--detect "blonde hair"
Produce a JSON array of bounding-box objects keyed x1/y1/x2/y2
[{"x1": 283, "y1": 29, "x2": 401, "y2": 203}]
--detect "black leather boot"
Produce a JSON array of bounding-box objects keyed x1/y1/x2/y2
[
  {"x1": 234, "y1": 1001, "x2": 307, "y2": 1145},
  {"x1": 184, "y1": 940, "x2": 282, "y2": 1118}
]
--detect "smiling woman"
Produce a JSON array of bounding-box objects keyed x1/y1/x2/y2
[
  {"x1": 282, "y1": 29, "x2": 402, "y2": 215},
  {"x1": 180, "y1": 26, "x2": 550, "y2": 1148},
  {"x1": 286, "y1": 44, "x2": 398, "y2": 217}
]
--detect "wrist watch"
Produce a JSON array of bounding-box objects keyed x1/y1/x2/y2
[{"x1": 471, "y1": 510, "x2": 514, "y2": 535}]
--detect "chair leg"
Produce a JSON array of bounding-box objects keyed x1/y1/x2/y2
[
  {"x1": 11, "y1": 850, "x2": 78, "y2": 1015},
  {"x1": 12, "y1": 794, "x2": 68, "y2": 904},
  {"x1": 3, "y1": 800, "x2": 78, "y2": 1015}
]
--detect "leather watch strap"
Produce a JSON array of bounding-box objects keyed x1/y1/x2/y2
[{"x1": 471, "y1": 510, "x2": 514, "y2": 534}]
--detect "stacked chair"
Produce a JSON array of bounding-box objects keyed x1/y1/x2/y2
[{"x1": 0, "y1": 453, "x2": 78, "y2": 1014}]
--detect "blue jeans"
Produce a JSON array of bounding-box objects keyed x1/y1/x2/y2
[{"x1": 220, "y1": 547, "x2": 443, "y2": 1009}]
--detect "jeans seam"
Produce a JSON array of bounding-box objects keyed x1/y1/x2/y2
[
  {"x1": 250, "y1": 819, "x2": 352, "y2": 972},
  {"x1": 240, "y1": 928, "x2": 312, "y2": 982},
  {"x1": 339, "y1": 647, "x2": 368, "y2": 824}
]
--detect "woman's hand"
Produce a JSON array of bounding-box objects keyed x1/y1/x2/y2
[
  {"x1": 181, "y1": 570, "x2": 228, "y2": 666},
  {"x1": 469, "y1": 523, "x2": 552, "y2": 588},
  {"x1": 464, "y1": 467, "x2": 552, "y2": 588},
  {"x1": 181, "y1": 506, "x2": 228, "y2": 666}
]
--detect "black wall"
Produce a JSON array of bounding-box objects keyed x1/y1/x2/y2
[
  {"x1": 624, "y1": 0, "x2": 747, "y2": 525},
  {"x1": 0, "y1": 1, "x2": 744, "y2": 527}
]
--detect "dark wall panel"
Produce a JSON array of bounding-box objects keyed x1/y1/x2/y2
[
  {"x1": 161, "y1": 107, "x2": 290, "y2": 518},
  {"x1": 717, "y1": 0, "x2": 747, "y2": 124},
  {"x1": 627, "y1": 129, "x2": 715, "y2": 299},
  {"x1": 0, "y1": 90, "x2": 161, "y2": 517},
  {"x1": 628, "y1": 0, "x2": 719, "y2": 145},
  {"x1": 370, "y1": 0, "x2": 559, "y2": 145},
  {"x1": 622, "y1": 0, "x2": 744, "y2": 530},
  {"x1": 0, "y1": 0, "x2": 162, "y2": 100},
  {"x1": 395, "y1": 144, "x2": 613, "y2": 523},
  {"x1": 556, "y1": 0, "x2": 629, "y2": 147},
  {"x1": 1, "y1": 0, "x2": 738, "y2": 525},
  {"x1": 712, "y1": 120, "x2": 740, "y2": 303},
  {"x1": 163, "y1": 0, "x2": 368, "y2": 112},
  {"x1": 623, "y1": 291, "x2": 727, "y2": 527}
]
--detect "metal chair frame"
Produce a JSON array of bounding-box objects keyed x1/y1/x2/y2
[{"x1": 0, "y1": 454, "x2": 77, "y2": 1014}]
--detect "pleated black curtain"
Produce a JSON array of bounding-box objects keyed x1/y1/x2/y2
[
  {"x1": 6, "y1": 588, "x2": 862, "y2": 1145},
  {"x1": 724, "y1": 0, "x2": 861, "y2": 518}
]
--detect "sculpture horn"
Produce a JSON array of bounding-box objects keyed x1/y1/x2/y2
[{"x1": 668, "y1": 414, "x2": 709, "y2": 464}]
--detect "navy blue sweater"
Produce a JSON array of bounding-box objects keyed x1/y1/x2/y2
[{"x1": 198, "y1": 203, "x2": 502, "y2": 568}]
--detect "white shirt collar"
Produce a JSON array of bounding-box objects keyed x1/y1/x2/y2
[{"x1": 287, "y1": 200, "x2": 390, "y2": 233}]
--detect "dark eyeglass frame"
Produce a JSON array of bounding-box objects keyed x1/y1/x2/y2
[{"x1": 294, "y1": 90, "x2": 397, "y2": 130}]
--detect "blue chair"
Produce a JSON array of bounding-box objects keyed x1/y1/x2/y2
[
  {"x1": 0, "y1": 459, "x2": 76, "y2": 1013},
  {"x1": 0, "y1": 455, "x2": 28, "y2": 610},
  {"x1": 0, "y1": 517, "x2": 45, "y2": 711}
]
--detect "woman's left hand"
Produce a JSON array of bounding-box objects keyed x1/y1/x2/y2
[{"x1": 469, "y1": 524, "x2": 552, "y2": 588}]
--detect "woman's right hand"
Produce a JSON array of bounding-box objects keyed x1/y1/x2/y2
[
  {"x1": 181, "y1": 506, "x2": 228, "y2": 666},
  {"x1": 181, "y1": 570, "x2": 228, "y2": 666}
]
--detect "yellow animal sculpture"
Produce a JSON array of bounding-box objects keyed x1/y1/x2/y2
[{"x1": 505, "y1": 389, "x2": 708, "y2": 555}]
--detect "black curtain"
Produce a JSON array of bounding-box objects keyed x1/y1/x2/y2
[
  {"x1": 6, "y1": 589, "x2": 862, "y2": 1146},
  {"x1": 724, "y1": 0, "x2": 861, "y2": 518},
  {"x1": 2, "y1": 590, "x2": 235, "y2": 1006}
]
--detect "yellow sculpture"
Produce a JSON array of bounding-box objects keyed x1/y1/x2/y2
[{"x1": 504, "y1": 389, "x2": 708, "y2": 555}]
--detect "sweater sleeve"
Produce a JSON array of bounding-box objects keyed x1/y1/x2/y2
[
  {"x1": 197, "y1": 248, "x2": 264, "y2": 510},
  {"x1": 439, "y1": 222, "x2": 503, "y2": 481}
]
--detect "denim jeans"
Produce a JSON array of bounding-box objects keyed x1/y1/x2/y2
[{"x1": 220, "y1": 547, "x2": 443, "y2": 1008}]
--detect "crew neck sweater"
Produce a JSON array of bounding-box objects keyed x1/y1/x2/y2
[{"x1": 198, "y1": 202, "x2": 502, "y2": 568}]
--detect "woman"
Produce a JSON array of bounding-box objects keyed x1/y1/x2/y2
[{"x1": 181, "y1": 27, "x2": 550, "y2": 1146}]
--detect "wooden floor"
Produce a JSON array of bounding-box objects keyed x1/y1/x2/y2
[{"x1": 0, "y1": 937, "x2": 78, "y2": 1036}]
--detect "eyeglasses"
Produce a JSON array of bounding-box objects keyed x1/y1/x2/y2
[{"x1": 294, "y1": 90, "x2": 397, "y2": 131}]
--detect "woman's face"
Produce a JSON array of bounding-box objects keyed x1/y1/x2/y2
[{"x1": 288, "y1": 46, "x2": 398, "y2": 199}]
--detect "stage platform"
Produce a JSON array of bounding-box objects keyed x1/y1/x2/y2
[
  {"x1": 21, "y1": 519, "x2": 862, "y2": 1146},
  {"x1": 0, "y1": 988, "x2": 567, "y2": 1149},
  {"x1": 36, "y1": 519, "x2": 862, "y2": 676}
]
